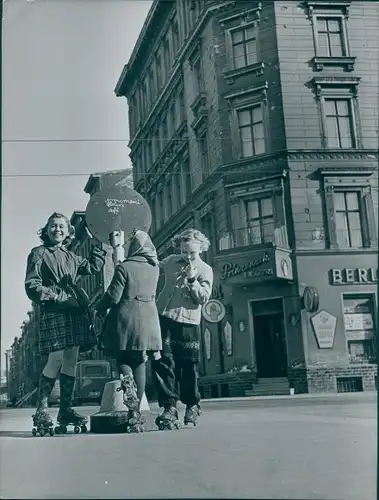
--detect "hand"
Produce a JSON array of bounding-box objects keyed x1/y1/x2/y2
[{"x1": 185, "y1": 261, "x2": 197, "y2": 280}]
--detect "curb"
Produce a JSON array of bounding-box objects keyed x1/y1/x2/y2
[{"x1": 148, "y1": 391, "x2": 377, "y2": 407}]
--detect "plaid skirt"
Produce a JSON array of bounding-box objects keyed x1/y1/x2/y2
[
  {"x1": 159, "y1": 315, "x2": 200, "y2": 363},
  {"x1": 39, "y1": 308, "x2": 97, "y2": 354}
]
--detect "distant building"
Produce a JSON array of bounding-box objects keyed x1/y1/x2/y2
[{"x1": 115, "y1": 0, "x2": 378, "y2": 396}]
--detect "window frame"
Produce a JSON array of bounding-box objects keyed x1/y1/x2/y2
[
  {"x1": 313, "y1": 78, "x2": 362, "y2": 149},
  {"x1": 334, "y1": 190, "x2": 364, "y2": 248},
  {"x1": 219, "y1": 5, "x2": 264, "y2": 82},
  {"x1": 225, "y1": 180, "x2": 286, "y2": 250},
  {"x1": 236, "y1": 103, "x2": 266, "y2": 159},
  {"x1": 229, "y1": 22, "x2": 259, "y2": 70},
  {"x1": 226, "y1": 83, "x2": 269, "y2": 161},
  {"x1": 307, "y1": 1, "x2": 355, "y2": 71},
  {"x1": 320, "y1": 167, "x2": 377, "y2": 250}
]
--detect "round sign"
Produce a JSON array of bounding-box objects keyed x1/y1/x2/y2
[
  {"x1": 85, "y1": 185, "x2": 152, "y2": 244},
  {"x1": 303, "y1": 286, "x2": 320, "y2": 313},
  {"x1": 202, "y1": 299, "x2": 226, "y2": 323}
]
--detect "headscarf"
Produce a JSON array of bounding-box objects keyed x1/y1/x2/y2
[{"x1": 126, "y1": 230, "x2": 158, "y2": 267}]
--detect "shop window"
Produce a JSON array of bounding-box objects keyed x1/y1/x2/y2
[{"x1": 343, "y1": 295, "x2": 376, "y2": 364}]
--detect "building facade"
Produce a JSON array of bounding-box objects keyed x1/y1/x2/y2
[{"x1": 116, "y1": 0, "x2": 378, "y2": 395}]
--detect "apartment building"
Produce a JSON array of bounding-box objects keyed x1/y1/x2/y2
[{"x1": 115, "y1": 0, "x2": 378, "y2": 395}]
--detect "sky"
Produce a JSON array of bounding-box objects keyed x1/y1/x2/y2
[{"x1": 1, "y1": 0, "x2": 153, "y2": 364}]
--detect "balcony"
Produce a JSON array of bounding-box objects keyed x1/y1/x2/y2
[{"x1": 218, "y1": 225, "x2": 289, "y2": 251}]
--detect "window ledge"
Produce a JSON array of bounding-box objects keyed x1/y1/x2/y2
[
  {"x1": 318, "y1": 165, "x2": 376, "y2": 177},
  {"x1": 223, "y1": 61, "x2": 265, "y2": 85},
  {"x1": 312, "y1": 56, "x2": 356, "y2": 72}
]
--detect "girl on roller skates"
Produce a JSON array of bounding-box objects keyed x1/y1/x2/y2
[
  {"x1": 25, "y1": 212, "x2": 106, "y2": 435},
  {"x1": 95, "y1": 230, "x2": 162, "y2": 433},
  {"x1": 153, "y1": 229, "x2": 214, "y2": 430}
]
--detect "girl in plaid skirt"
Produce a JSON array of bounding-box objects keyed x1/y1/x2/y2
[{"x1": 25, "y1": 212, "x2": 106, "y2": 432}]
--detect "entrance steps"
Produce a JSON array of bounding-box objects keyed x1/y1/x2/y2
[{"x1": 245, "y1": 377, "x2": 290, "y2": 397}]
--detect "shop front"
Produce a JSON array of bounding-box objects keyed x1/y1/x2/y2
[
  {"x1": 198, "y1": 245, "x2": 305, "y2": 398},
  {"x1": 294, "y1": 252, "x2": 378, "y2": 393}
]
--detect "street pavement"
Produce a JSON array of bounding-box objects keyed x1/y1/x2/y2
[{"x1": 0, "y1": 393, "x2": 376, "y2": 499}]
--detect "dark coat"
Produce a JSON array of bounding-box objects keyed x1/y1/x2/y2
[
  {"x1": 96, "y1": 256, "x2": 162, "y2": 356},
  {"x1": 24, "y1": 244, "x2": 106, "y2": 353}
]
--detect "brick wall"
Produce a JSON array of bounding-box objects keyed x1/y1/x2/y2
[{"x1": 289, "y1": 365, "x2": 377, "y2": 394}]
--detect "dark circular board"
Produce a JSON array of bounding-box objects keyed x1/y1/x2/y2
[{"x1": 85, "y1": 185, "x2": 152, "y2": 244}]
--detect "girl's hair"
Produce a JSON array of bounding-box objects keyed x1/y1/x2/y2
[
  {"x1": 38, "y1": 212, "x2": 75, "y2": 246},
  {"x1": 172, "y1": 228, "x2": 210, "y2": 253}
]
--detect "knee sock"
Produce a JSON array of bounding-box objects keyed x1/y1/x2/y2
[
  {"x1": 37, "y1": 373, "x2": 56, "y2": 411},
  {"x1": 133, "y1": 363, "x2": 146, "y2": 403},
  {"x1": 59, "y1": 373, "x2": 76, "y2": 412}
]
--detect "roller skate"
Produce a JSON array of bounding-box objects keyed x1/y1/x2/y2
[
  {"x1": 184, "y1": 404, "x2": 201, "y2": 426},
  {"x1": 125, "y1": 410, "x2": 146, "y2": 434},
  {"x1": 54, "y1": 408, "x2": 88, "y2": 435},
  {"x1": 117, "y1": 373, "x2": 139, "y2": 411},
  {"x1": 155, "y1": 406, "x2": 181, "y2": 431},
  {"x1": 31, "y1": 408, "x2": 54, "y2": 437}
]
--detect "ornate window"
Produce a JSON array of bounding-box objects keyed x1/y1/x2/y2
[
  {"x1": 306, "y1": 0, "x2": 355, "y2": 71},
  {"x1": 313, "y1": 76, "x2": 362, "y2": 149},
  {"x1": 320, "y1": 165, "x2": 377, "y2": 249},
  {"x1": 226, "y1": 82, "x2": 269, "y2": 160}
]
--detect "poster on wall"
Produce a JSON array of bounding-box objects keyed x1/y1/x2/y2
[
  {"x1": 204, "y1": 328, "x2": 211, "y2": 360},
  {"x1": 311, "y1": 309, "x2": 337, "y2": 349}
]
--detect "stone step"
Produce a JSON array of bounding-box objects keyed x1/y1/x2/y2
[{"x1": 245, "y1": 389, "x2": 290, "y2": 397}]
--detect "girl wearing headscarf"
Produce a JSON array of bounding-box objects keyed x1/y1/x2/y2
[{"x1": 95, "y1": 230, "x2": 162, "y2": 432}]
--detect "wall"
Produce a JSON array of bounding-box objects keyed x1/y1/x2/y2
[
  {"x1": 274, "y1": 1, "x2": 379, "y2": 150},
  {"x1": 296, "y1": 252, "x2": 377, "y2": 368}
]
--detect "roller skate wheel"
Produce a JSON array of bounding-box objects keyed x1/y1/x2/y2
[
  {"x1": 74, "y1": 426, "x2": 80, "y2": 434},
  {"x1": 126, "y1": 427, "x2": 131, "y2": 434},
  {"x1": 39, "y1": 428, "x2": 46, "y2": 437},
  {"x1": 32, "y1": 428, "x2": 37, "y2": 436},
  {"x1": 158, "y1": 423, "x2": 165, "y2": 431},
  {"x1": 54, "y1": 426, "x2": 60, "y2": 435},
  {"x1": 49, "y1": 428, "x2": 54, "y2": 436},
  {"x1": 81, "y1": 425, "x2": 87, "y2": 433}
]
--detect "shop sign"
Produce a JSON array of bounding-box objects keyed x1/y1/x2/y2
[
  {"x1": 330, "y1": 268, "x2": 377, "y2": 285},
  {"x1": 218, "y1": 248, "x2": 293, "y2": 282},
  {"x1": 220, "y1": 252, "x2": 271, "y2": 280},
  {"x1": 202, "y1": 299, "x2": 226, "y2": 323},
  {"x1": 311, "y1": 309, "x2": 337, "y2": 349}
]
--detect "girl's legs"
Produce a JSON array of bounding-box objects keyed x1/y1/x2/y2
[
  {"x1": 57, "y1": 346, "x2": 87, "y2": 425},
  {"x1": 36, "y1": 350, "x2": 63, "y2": 412},
  {"x1": 117, "y1": 351, "x2": 146, "y2": 413}
]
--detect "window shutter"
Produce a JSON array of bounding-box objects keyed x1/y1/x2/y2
[
  {"x1": 225, "y1": 30, "x2": 233, "y2": 71},
  {"x1": 361, "y1": 187, "x2": 378, "y2": 247},
  {"x1": 230, "y1": 200, "x2": 248, "y2": 246},
  {"x1": 324, "y1": 184, "x2": 338, "y2": 248}
]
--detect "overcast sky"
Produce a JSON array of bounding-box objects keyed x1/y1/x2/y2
[{"x1": 2, "y1": 0, "x2": 152, "y2": 365}]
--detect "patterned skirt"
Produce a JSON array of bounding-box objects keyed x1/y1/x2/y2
[
  {"x1": 159, "y1": 315, "x2": 200, "y2": 363},
  {"x1": 39, "y1": 308, "x2": 97, "y2": 354}
]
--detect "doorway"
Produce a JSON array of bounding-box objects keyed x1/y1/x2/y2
[{"x1": 251, "y1": 299, "x2": 288, "y2": 378}]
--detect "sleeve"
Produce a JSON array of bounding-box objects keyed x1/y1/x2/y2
[
  {"x1": 188, "y1": 265, "x2": 214, "y2": 305},
  {"x1": 75, "y1": 245, "x2": 107, "y2": 276},
  {"x1": 24, "y1": 249, "x2": 57, "y2": 305},
  {"x1": 95, "y1": 264, "x2": 128, "y2": 313}
]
